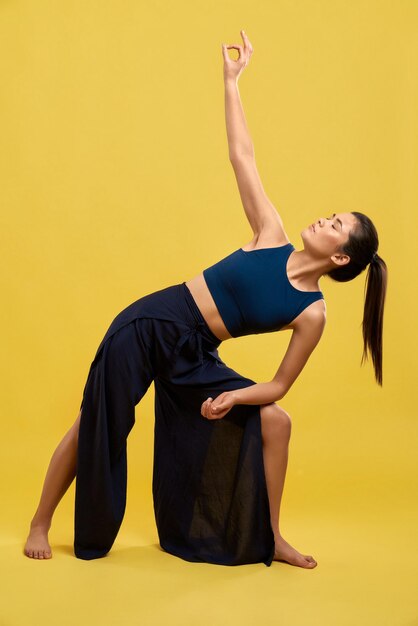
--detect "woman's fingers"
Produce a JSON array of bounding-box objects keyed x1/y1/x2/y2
[
  {"x1": 223, "y1": 31, "x2": 253, "y2": 56},
  {"x1": 226, "y1": 44, "x2": 244, "y2": 60},
  {"x1": 241, "y1": 29, "x2": 253, "y2": 53},
  {"x1": 208, "y1": 399, "x2": 218, "y2": 417},
  {"x1": 222, "y1": 30, "x2": 253, "y2": 77},
  {"x1": 201, "y1": 397, "x2": 214, "y2": 418},
  {"x1": 201, "y1": 397, "x2": 223, "y2": 419}
]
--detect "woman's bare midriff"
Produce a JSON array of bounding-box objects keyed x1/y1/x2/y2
[
  {"x1": 184, "y1": 274, "x2": 233, "y2": 342},
  {"x1": 184, "y1": 236, "x2": 298, "y2": 341}
]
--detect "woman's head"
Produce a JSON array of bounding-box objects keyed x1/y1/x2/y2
[
  {"x1": 303, "y1": 211, "x2": 387, "y2": 386},
  {"x1": 302, "y1": 211, "x2": 359, "y2": 266}
]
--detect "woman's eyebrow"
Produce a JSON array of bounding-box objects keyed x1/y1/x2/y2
[{"x1": 332, "y1": 213, "x2": 343, "y2": 229}]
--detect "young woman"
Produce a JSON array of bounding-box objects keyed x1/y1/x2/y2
[{"x1": 24, "y1": 30, "x2": 387, "y2": 569}]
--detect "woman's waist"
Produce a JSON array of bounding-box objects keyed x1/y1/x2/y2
[{"x1": 184, "y1": 274, "x2": 233, "y2": 342}]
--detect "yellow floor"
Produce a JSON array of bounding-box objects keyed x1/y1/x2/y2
[{"x1": 4, "y1": 438, "x2": 418, "y2": 626}]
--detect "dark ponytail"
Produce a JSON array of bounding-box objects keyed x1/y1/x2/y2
[{"x1": 325, "y1": 211, "x2": 388, "y2": 385}]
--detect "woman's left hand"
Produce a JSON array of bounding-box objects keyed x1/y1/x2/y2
[{"x1": 201, "y1": 392, "x2": 236, "y2": 420}]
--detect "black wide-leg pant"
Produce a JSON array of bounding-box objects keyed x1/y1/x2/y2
[{"x1": 74, "y1": 282, "x2": 275, "y2": 566}]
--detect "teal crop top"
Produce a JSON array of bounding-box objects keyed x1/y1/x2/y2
[{"x1": 202, "y1": 243, "x2": 324, "y2": 338}]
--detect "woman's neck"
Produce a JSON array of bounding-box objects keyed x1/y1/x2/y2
[{"x1": 287, "y1": 249, "x2": 332, "y2": 291}]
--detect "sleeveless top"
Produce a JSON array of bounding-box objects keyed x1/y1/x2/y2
[{"x1": 202, "y1": 243, "x2": 324, "y2": 338}]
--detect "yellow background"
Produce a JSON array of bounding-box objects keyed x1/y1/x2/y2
[{"x1": 1, "y1": 0, "x2": 417, "y2": 624}]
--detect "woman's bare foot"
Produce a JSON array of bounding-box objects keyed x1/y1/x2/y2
[
  {"x1": 273, "y1": 535, "x2": 317, "y2": 568},
  {"x1": 24, "y1": 522, "x2": 52, "y2": 559}
]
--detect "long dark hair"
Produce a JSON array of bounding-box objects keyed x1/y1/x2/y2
[{"x1": 325, "y1": 211, "x2": 387, "y2": 385}]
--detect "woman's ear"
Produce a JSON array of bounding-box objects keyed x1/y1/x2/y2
[{"x1": 330, "y1": 252, "x2": 351, "y2": 267}]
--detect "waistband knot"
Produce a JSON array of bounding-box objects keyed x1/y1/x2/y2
[{"x1": 173, "y1": 321, "x2": 207, "y2": 365}]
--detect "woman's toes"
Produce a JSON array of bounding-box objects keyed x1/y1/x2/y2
[{"x1": 24, "y1": 525, "x2": 52, "y2": 560}]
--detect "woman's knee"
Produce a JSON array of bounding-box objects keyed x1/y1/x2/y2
[{"x1": 260, "y1": 403, "x2": 292, "y2": 440}]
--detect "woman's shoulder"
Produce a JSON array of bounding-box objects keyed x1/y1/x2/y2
[
  {"x1": 283, "y1": 299, "x2": 326, "y2": 332},
  {"x1": 297, "y1": 298, "x2": 326, "y2": 325}
]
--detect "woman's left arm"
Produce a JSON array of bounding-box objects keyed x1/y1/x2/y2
[
  {"x1": 203, "y1": 304, "x2": 326, "y2": 419},
  {"x1": 234, "y1": 308, "x2": 326, "y2": 405}
]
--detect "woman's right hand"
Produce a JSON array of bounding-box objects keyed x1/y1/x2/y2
[
  {"x1": 201, "y1": 392, "x2": 236, "y2": 420},
  {"x1": 222, "y1": 29, "x2": 254, "y2": 83}
]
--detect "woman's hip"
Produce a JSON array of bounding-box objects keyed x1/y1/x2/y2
[{"x1": 89, "y1": 282, "x2": 222, "y2": 374}]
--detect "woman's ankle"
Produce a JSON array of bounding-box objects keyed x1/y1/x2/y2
[{"x1": 30, "y1": 514, "x2": 52, "y2": 531}]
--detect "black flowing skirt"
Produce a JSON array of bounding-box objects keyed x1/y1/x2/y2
[{"x1": 74, "y1": 281, "x2": 275, "y2": 567}]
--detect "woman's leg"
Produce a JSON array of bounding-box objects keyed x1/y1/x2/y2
[
  {"x1": 260, "y1": 403, "x2": 317, "y2": 569},
  {"x1": 23, "y1": 409, "x2": 82, "y2": 559}
]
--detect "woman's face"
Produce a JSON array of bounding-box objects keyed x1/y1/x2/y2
[{"x1": 301, "y1": 212, "x2": 359, "y2": 260}]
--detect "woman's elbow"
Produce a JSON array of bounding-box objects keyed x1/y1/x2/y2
[{"x1": 270, "y1": 380, "x2": 288, "y2": 402}]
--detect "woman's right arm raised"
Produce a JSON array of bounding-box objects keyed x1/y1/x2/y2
[{"x1": 223, "y1": 31, "x2": 288, "y2": 242}]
